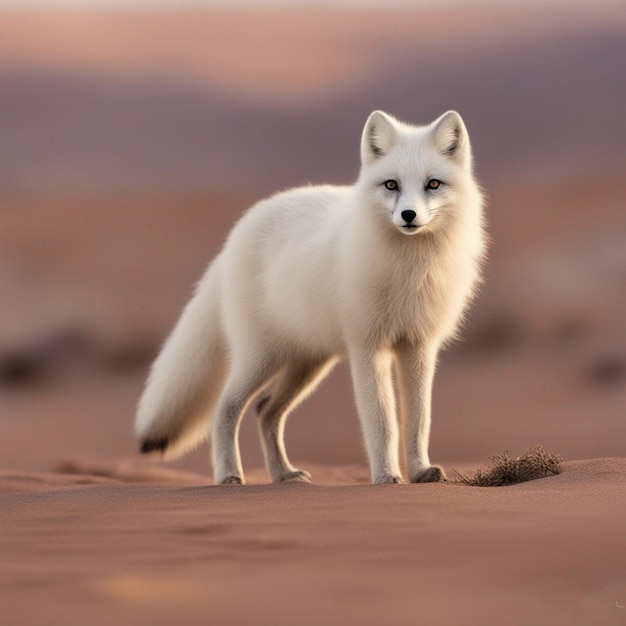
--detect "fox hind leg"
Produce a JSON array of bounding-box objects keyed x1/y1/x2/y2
[
  {"x1": 257, "y1": 358, "x2": 335, "y2": 483},
  {"x1": 212, "y1": 355, "x2": 280, "y2": 485}
]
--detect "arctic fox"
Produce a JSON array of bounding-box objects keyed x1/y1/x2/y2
[{"x1": 136, "y1": 110, "x2": 486, "y2": 485}]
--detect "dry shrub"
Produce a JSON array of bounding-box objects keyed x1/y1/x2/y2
[{"x1": 452, "y1": 445, "x2": 562, "y2": 487}]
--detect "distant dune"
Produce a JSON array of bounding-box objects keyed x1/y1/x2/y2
[{"x1": 0, "y1": 3, "x2": 625, "y2": 186}]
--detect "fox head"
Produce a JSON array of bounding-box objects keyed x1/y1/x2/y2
[{"x1": 358, "y1": 110, "x2": 475, "y2": 236}]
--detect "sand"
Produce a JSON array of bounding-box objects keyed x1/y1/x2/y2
[{"x1": 2, "y1": 460, "x2": 625, "y2": 626}]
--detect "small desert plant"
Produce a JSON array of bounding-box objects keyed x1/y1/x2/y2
[{"x1": 452, "y1": 445, "x2": 563, "y2": 487}]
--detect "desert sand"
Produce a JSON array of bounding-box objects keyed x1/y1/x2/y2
[
  {"x1": 2, "y1": 460, "x2": 626, "y2": 626},
  {"x1": 1, "y1": 3, "x2": 625, "y2": 625}
]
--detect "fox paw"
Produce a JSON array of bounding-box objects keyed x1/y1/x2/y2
[
  {"x1": 374, "y1": 474, "x2": 404, "y2": 484},
  {"x1": 278, "y1": 469, "x2": 312, "y2": 483},
  {"x1": 410, "y1": 465, "x2": 447, "y2": 483},
  {"x1": 220, "y1": 475, "x2": 244, "y2": 485}
]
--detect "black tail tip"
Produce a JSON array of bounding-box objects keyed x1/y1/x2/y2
[{"x1": 140, "y1": 437, "x2": 169, "y2": 455}]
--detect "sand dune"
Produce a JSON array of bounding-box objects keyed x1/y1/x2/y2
[{"x1": 2, "y1": 459, "x2": 625, "y2": 626}]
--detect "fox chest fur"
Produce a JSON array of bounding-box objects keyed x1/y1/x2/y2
[{"x1": 339, "y1": 222, "x2": 481, "y2": 351}]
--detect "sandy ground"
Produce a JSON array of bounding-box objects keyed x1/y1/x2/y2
[
  {"x1": 2, "y1": 460, "x2": 626, "y2": 626},
  {"x1": 1, "y1": 4, "x2": 625, "y2": 625}
]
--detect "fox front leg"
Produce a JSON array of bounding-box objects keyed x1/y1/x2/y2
[
  {"x1": 349, "y1": 348, "x2": 404, "y2": 484},
  {"x1": 395, "y1": 341, "x2": 446, "y2": 483}
]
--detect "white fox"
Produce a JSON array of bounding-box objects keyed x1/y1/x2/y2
[{"x1": 135, "y1": 110, "x2": 486, "y2": 485}]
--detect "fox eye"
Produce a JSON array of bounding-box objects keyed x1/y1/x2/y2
[
  {"x1": 383, "y1": 180, "x2": 399, "y2": 191},
  {"x1": 426, "y1": 179, "x2": 442, "y2": 190}
]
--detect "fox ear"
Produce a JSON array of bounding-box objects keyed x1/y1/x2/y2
[
  {"x1": 431, "y1": 111, "x2": 469, "y2": 160},
  {"x1": 361, "y1": 110, "x2": 398, "y2": 166}
]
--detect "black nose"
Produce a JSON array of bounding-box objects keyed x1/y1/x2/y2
[{"x1": 401, "y1": 210, "x2": 416, "y2": 223}]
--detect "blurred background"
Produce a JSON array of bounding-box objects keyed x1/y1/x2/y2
[{"x1": 1, "y1": 0, "x2": 624, "y2": 479}]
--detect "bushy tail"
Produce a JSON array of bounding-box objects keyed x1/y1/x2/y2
[{"x1": 135, "y1": 259, "x2": 228, "y2": 459}]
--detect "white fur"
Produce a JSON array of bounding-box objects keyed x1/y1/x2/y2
[{"x1": 135, "y1": 110, "x2": 486, "y2": 485}]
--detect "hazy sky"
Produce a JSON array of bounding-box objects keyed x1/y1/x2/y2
[
  {"x1": 0, "y1": 0, "x2": 547, "y2": 7},
  {"x1": 0, "y1": 0, "x2": 433, "y2": 6}
]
